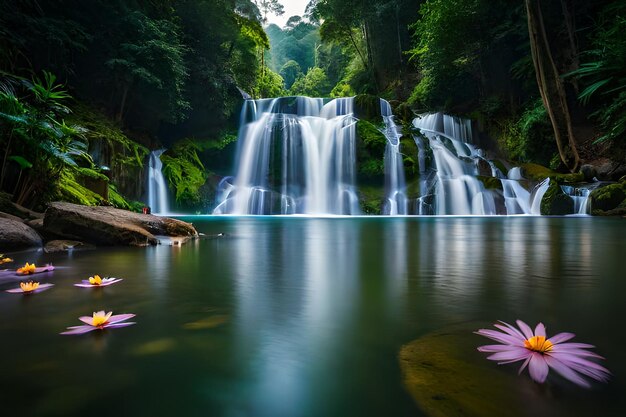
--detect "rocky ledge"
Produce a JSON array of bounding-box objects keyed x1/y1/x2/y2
[
  {"x1": 0, "y1": 199, "x2": 197, "y2": 250},
  {"x1": 43, "y1": 202, "x2": 197, "y2": 246}
]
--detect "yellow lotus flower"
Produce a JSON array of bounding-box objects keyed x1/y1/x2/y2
[
  {"x1": 0, "y1": 256, "x2": 13, "y2": 264},
  {"x1": 20, "y1": 281, "x2": 40, "y2": 292},
  {"x1": 60, "y1": 311, "x2": 136, "y2": 335},
  {"x1": 17, "y1": 262, "x2": 36, "y2": 274},
  {"x1": 6, "y1": 281, "x2": 54, "y2": 294},
  {"x1": 89, "y1": 275, "x2": 102, "y2": 285},
  {"x1": 91, "y1": 311, "x2": 113, "y2": 327}
]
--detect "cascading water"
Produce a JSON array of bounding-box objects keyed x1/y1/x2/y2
[
  {"x1": 213, "y1": 97, "x2": 360, "y2": 215},
  {"x1": 147, "y1": 149, "x2": 169, "y2": 215},
  {"x1": 380, "y1": 99, "x2": 407, "y2": 215},
  {"x1": 215, "y1": 99, "x2": 594, "y2": 216},
  {"x1": 412, "y1": 113, "x2": 496, "y2": 215}
]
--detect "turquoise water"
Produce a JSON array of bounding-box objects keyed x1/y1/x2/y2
[{"x1": 1, "y1": 216, "x2": 625, "y2": 416}]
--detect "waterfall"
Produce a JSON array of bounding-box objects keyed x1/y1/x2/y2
[
  {"x1": 412, "y1": 113, "x2": 496, "y2": 215},
  {"x1": 529, "y1": 178, "x2": 550, "y2": 215},
  {"x1": 560, "y1": 184, "x2": 598, "y2": 215},
  {"x1": 380, "y1": 99, "x2": 407, "y2": 215},
  {"x1": 213, "y1": 97, "x2": 360, "y2": 215},
  {"x1": 147, "y1": 149, "x2": 169, "y2": 215}
]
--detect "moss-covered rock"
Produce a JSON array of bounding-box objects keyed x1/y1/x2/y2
[
  {"x1": 400, "y1": 135, "x2": 419, "y2": 180},
  {"x1": 390, "y1": 100, "x2": 414, "y2": 125},
  {"x1": 477, "y1": 176, "x2": 502, "y2": 191},
  {"x1": 520, "y1": 163, "x2": 583, "y2": 183},
  {"x1": 540, "y1": 180, "x2": 574, "y2": 215},
  {"x1": 358, "y1": 185, "x2": 384, "y2": 215},
  {"x1": 588, "y1": 182, "x2": 626, "y2": 214},
  {"x1": 356, "y1": 120, "x2": 386, "y2": 180}
]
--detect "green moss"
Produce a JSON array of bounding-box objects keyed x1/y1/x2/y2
[
  {"x1": 520, "y1": 163, "x2": 584, "y2": 183},
  {"x1": 54, "y1": 171, "x2": 103, "y2": 206},
  {"x1": 358, "y1": 185, "x2": 384, "y2": 215},
  {"x1": 589, "y1": 182, "x2": 626, "y2": 213},
  {"x1": 540, "y1": 180, "x2": 574, "y2": 215},
  {"x1": 161, "y1": 139, "x2": 208, "y2": 210},
  {"x1": 477, "y1": 175, "x2": 503, "y2": 190},
  {"x1": 400, "y1": 135, "x2": 419, "y2": 179},
  {"x1": 76, "y1": 167, "x2": 109, "y2": 182},
  {"x1": 356, "y1": 120, "x2": 387, "y2": 180}
]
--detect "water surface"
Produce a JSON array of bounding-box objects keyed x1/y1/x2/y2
[{"x1": 1, "y1": 216, "x2": 624, "y2": 416}]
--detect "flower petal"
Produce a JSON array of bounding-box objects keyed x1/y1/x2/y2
[
  {"x1": 60, "y1": 325, "x2": 98, "y2": 335},
  {"x1": 6, "y1": 288, "x2": 26, "y2": 293},
  {"x1": 528, "y1": 352, "x2": 549, "y2": 383},
  {"x1": 534, "y1": 322, "x2": 546, "y2": 337},
  {"x1": 475, "y1": 329, "x2": 523, "y2": 346},
  {"x1": 78, "y1": 316, "x2": 93, "y2": 325},
  {"x1": 32, "y1": 283, "x2": 54, "y2": 293},
  {"x1": 549, "y1": 332, "x2": 576, "y2": 344},
  {"x1": 477, "y1": 344, "x2": 523, "y2": 353},
  {"x1": 105, "y1": 322, "x2": 136, "y2": 329},
  {"x1": 544, "y1": 355, "x2": 591, "y2": 388},
  {"x1": 108, "y1": 314, "x2": 136, "y2": 324},
  {"x1": 494, "y1": 322, "x2": 526, "y2": 341},
  {"x1": 74, "y1": 283, "x2": 96, "y2": 288},
  {"x1": 486, "y1": 346, "x2": 531, "y2": 363},
  {"x1": 516, "y1": 320, "x2": 534, "y2": 340}
]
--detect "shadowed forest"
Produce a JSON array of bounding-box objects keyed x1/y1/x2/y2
[{"x1": 1, "y1": 0, "x2": 624, "y2": 213}]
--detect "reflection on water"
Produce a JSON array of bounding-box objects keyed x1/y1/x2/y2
[{"x1": 0, "y1": 217, "x2": 625, "y2": 417}]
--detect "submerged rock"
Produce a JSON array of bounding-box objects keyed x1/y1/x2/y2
[
  {"x1": 44, "y1": 240, "x2": 96, "y2": 253},
  {"x1": 0, "y1": 217, "x2": 43, "y2": 251},
  {"x1": 43, "y1": 202, "x2": 197, "y2": 246},
  {"x1": 399, "y1": 323, "x2": 593, "y2": 417}
]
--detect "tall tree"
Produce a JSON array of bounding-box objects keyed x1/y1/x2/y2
[
  {"x1": 254, "y1": 0, "x2": 284, "y2": 24},
  {"x1": 525, "y1": 0, "x2": 580, "y2": 171}
]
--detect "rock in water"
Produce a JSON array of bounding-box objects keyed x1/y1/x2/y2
[
  {"x1": 43, "y1": 202, "x2": 197, "y2": 246},
  {"x1": 399, "y1": 324, "x2": 555, "y2": 417},
  {"x1": 0, "y1": 217, "x2": 43, "y2": 251}
]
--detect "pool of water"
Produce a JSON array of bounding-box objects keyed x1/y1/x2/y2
[{"x1": 1, "y1": 216, "x2": 625, "y2": 416}]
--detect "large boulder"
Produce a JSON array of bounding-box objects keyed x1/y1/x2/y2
[
  {"x1": 43, "y1": 202, "x2": 197, "y2": 246},
  {"x1": 0, "y1": 217, "x2": 43, "y2": 251}
]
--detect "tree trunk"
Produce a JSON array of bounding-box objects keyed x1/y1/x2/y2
[
  {"x1": 525, "y1": 0, "x2": 580, "y2": 172},
  {"x1": 116, "y1": 83, "x2": 130, "y2": 123}
]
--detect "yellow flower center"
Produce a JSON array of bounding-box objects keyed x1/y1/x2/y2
[
  {"x1": 89, "y1": 275, "x2": 102, "y2": 285},
  {"x1": 0, "y1": 257, "x2": 13, "y2": 264},
  {"x1": 524, "y1": 335, "x2": 553, "y2": 353},
  {"x1": 18, "y1": 263, "x2": 36, "y2": 274},
  {"x1": 91, "y1": 311, "x2": 112, "y2": 327},
  {"x1": 20, "y1": 281, "x2": 40, "y2": 292}
]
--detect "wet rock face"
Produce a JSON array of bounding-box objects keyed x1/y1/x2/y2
[
  {"x1": 588, "y1": 181, "x2": 626, "y2": 215},
  {"x1": 43, "y1": 202, "x2": 197, "y2": 246},
  {"x1": 0, "y1": 217, "x2": 43, "y2": 251}
]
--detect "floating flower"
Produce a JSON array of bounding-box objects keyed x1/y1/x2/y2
[
  {"x1": 6, "y1": 281, "x2": 54, "y2": 294},
  {"x1": 16, "y1": 263, "x2": 54, "y2": 275},
  {"x1": 60, "y1": 310, "x2": 136, "y2": 335},
  {"x1": 74, "y1": 275, "x2": 123, "y2": 288},
  {"x1": 476, "y1": 320, "x2": 610, "y2": 388},
  {"x1": 0, "y1": 255, "x2": 13, "y2": 264},
  {"x1": 17, "y1": 262, "x2": 36, "y2": 274}
]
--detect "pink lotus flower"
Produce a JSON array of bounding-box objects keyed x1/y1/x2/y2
[
  {"x1": 16, "y1": 263, "x2": 55, "y2": 275},
  {"x1": 60, "y1": 311, "x2": 136, "y2": 335},
  {"x1": 5, "y1": 281, "x2": 54, "y2": 294},
  {"x1": 74, "y1": 275, "x2": 123, "y2": 288},
  {"x1": 476, "y1": 320, "x2": 610, "y2": 388}
]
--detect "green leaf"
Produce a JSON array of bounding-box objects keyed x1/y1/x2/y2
[{"x1": 8, "y1": 155, "x2": 33, "y2": 169}]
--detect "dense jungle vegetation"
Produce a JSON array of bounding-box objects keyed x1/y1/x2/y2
[{"x1": 0, "y1": 0, "x2": 624, "y2": 212}]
